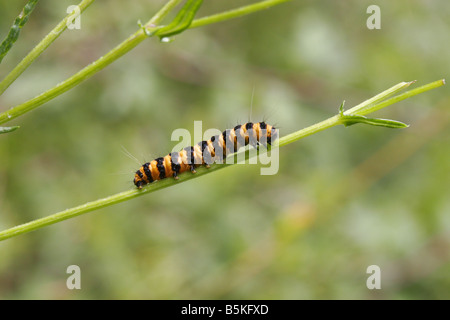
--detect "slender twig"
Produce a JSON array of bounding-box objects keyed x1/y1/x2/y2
[
  {"x1": 349, "y1": 79, "x2": 446, "y2": 116},
  {"x1": 277, "y1": 80, "x2": 445, "y2": 147},
  {"x1": 0, "y1": 0, "x2": 95, "y2": 95},
  {"x1": 0, "y1": 0, "x2": 181, "y2": 123},
  {"x1": 0, "y1": 79, "x2": 444, "y2": 242},
  {"x1": 0, "y1": 0, "x2": 290, "y2": 125},
  {"x1": 189, "y1": 0, "x2": 291, "y2": 29}
]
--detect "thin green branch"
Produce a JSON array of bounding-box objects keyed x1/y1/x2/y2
[
  {"x1": 0, "y1": 79, "x2": 444, "y2": 242},
  {"x1": 277, "y1": 79, "x2": 445, "y2": 148},
  {"x1": 148, "y1": 0, "x2": 184, "y2": 24},
  {"x1": 350, "y1": 79, "x2": 446, "y2": 116},
  {"x1": 344, "y1": 81, "x2": 415, "y2": 116},
  {"x1": 277, "y1": 115, "x2": 339, "y2": 148},
  {"x1": 0, "y1": 0, "x2": 95, "y2": 95},
  {"x1": 0, "y1": 0, "x2": 182, "y2": 123},
  {"x1": 189, "y1": 0, "x2": 291, "y2": 29},
  {"x1": 0, "y1": 0, "x2": 290, "y2": 125}
]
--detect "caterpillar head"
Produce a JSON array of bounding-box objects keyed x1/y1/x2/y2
[
  {"x1": 134, "y1": 171, "x2": 145, "y2": 189},
  {"x1": 269, "y1": 125, "x2": 278, "y2": 144},
  {"x1": 261, "y1": 122, "x2": 278, "y2": 145}
]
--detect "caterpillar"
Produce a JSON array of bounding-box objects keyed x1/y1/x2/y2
[{"x1": 133, "y1": 122, "x2": 278, "y2": 189}]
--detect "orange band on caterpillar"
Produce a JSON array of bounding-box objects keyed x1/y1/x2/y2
[{"x1": 133, "y1": 122, "x2": 277, "y2": 189}]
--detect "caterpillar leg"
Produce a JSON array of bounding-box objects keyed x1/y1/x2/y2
[{"x1": 135, "y1": 180, "x2": 145, "y2": 189}]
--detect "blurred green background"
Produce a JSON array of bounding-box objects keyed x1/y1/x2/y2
[{"x1": 0, "y1": 0, "x2": 449, "y2": 299}]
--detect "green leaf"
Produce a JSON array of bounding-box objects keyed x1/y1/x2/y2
[
  {"x1": 339, "y1": 100, "x2": 346, "y2": 114},
  {"x1": 340, "y1": 114, "x2": 409, "y2": 128},
  {"x1": 0, "y1": 125, "x2": 20, "y2": 134},
  {"x1": 0, "y1": 0, "x2": 39, "y2": 64},
  {"x1": 338, "y1": 98, "x2": 408, "y2": 129},
  {"x1": 154, "y1": 0, "x2": 203, "y2": 39}
]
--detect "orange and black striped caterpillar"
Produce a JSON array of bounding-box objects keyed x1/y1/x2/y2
[{"x1": 134, "y1": 122, "x2": 278, "y2": 188}]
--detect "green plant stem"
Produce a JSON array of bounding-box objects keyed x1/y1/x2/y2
[
  {"x1": 0, "y1": 0, "x2": 181, "y2": 124},
  {"x1": 277, "y1": 80, "x2": 445, "y2": 147},
  {"x1": 149, "y1": 0, "x2": 184, "y2": 24},
  {"x1": 0, "y1": 159, "x2": 229, "y2": 242},
  {"x1": 189, "y1": 0, "x2": 291, "y2": 29},
  {"x1": 0, "y1": 0, "x2": 95, "y2": 95},
  {"x1": 0, "y1": 79, "x2": 444, "y2": 242},
  {"x1": 0, "y1": 0, "x2": 290, "y2": 125},
  {"x1": 276, "y1": 115, "x2": 339, "y2": 148},
  {"x1": 349, "y1": 79, "x2": 446, "y2": 116},
  {"x1": 345, "y1": 81, "x2": 415, "y2": 116}
]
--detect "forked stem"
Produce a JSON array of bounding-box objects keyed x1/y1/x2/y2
[
  {"x1": 0, "y1": 79, "x2": 444, "y2": 241},
  {"x1": 0, "y1": 0, "x2": 290, "y2": 124}
]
